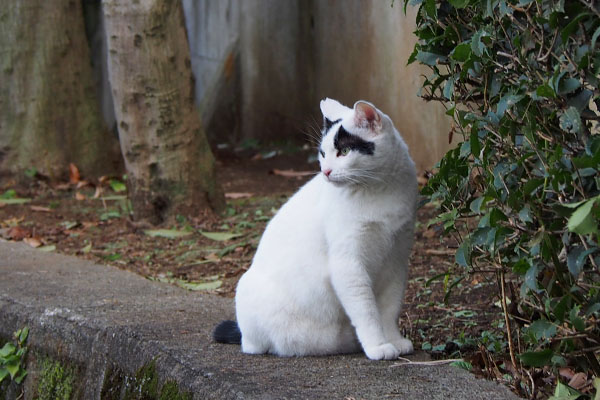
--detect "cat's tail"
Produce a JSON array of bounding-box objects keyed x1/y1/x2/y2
[{"x1": 213, "y1": 320, "x2": 242, "y2": 345}]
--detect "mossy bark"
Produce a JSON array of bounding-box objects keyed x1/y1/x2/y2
[
  {"x1": 0, "y1": 0, "x2": 122, "y2": 180},
  {"x1": 102, "y1": 0, "x2": 224, "y2": 224}
]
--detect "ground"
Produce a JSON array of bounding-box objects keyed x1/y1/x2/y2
[{"x1": 0, "y1": 147, "x2": 523, "y2": 395}]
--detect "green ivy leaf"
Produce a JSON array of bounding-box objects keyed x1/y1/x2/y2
[
  {"x1": 5, "y1": 362, "x2": 20, "y2": 379},
  {"x1": 455, "y1": 241, "x2": 471, "y2": 267},
  {"x1": 559, "y1": 107, "x2": 582, "y2": 134},
  {"x1": 567, "y1": 197, "x2": 599, "y2": 235},
  {"x1": 557, "y1": 77, "x2": 581, "y2": 95},
  {"x1": 0, "y1": 343, "x2": 16, "y2": 358},
  {"x1": 518, "y1": 205, "x2": 533, "y2": 223},
  {"x1": 449, "y1": 0, "x2": 470, "y2": 8},
  {"x1": 591, "y1": 26, "x2": 600, "y2": 51},
  {"x1": 569, "y1": 307, "x2": 585, "y2": 332},
  {"x1": 424, "y1": 0, "x2": 436, "y2": 18},
  {"x1": 527, "y1": 320, "x2": 557, "y2": 340},
  {"x1": 567, "y1": 245, "x2": 596, "y2": 277},
  {"x1": 512, "y1": 259, "x2": 531, "y2": 275},
  {"x1": 471, "y1": 30, "x2": 488, "y2": 57},
  {"x1": 451, "y1": 43, "x2": 472, "y2": 61},
  {"x1": 519, "y1": 348, "x2": 554, "y2": 367},
  {"x1": 450, "y1": 360, "x2": 473, "y2": 370},
  {"x1": 560, "y1": 13, "x2": 591, "y2": 43},
  {"x1": 550, "y1": 381, "x2": 581, "y2": 400},
  {"x1": 416, "y1": 51, "x2": 446, "y2": 66},
  {"x1": 536, "y1": 84, "x2": 556, "y2": 98},
  {"x1": 109, "y1": 179, "x2": 127, "y2": 193}
]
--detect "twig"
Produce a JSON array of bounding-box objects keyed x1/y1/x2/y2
[
  {"x1": 424, "y1": 249, "x2": 455, "y2": 256},
  {"x1": 524, "y1": 367, "x2": 535, "y2": 400},
  {"x1": 390, "y1": 357, "x2": 463, "y2": 367},
  {"x1": 500, "y1": 270, "x2": 519, "y2": 375}
]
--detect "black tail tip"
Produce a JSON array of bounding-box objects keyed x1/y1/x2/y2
[{"x1": 213, "y1": 320, "x2": 242, "y2": 345}]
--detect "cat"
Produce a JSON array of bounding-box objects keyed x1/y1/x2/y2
[{"x1": 213, "y1": 98, "x2": 418, "y2": 360}]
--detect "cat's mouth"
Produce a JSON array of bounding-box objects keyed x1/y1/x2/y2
[{"x1": 323, "y1": 172, "x2": 348, "y2": 186}]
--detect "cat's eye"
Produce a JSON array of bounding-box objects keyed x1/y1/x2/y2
[{"x1": 338, "y1": 147, "x2": 351, "y2": 157}]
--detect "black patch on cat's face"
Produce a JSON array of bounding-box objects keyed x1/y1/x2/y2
[
  {"x1": 323, "y1": 118, "x2": 341, "y2": 133},
  {"x1": 334, "y1": 125, "x2": 375, "y2": 156}
]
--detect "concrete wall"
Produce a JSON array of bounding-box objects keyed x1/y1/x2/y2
[
  {"x1": 89, "y1": 0, "x2": 451, "y2": 172},
  {"x1": 310, "y1": 2, "x2": 451, "y2": 171},
  {"x1": 181, "y1": 0, "x2": 451, "y2": 171}
]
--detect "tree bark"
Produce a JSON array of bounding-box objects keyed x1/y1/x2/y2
[
  {"x1": 0, "y1": 0, "x2": 121, "y2": 180},
  {"x1": 102, "y1": 0, "x2": 224, "y2": 224}
]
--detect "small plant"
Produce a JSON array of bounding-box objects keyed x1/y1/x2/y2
[{"x1": 0, "y1": 327, "x2": 29, "y2": 384}]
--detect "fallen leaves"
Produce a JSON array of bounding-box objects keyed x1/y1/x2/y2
[
  {"x1": 199, "y1": 231, "x2": 244, "y2": 241},
  {"x1": 149, "y1": 272, "x2": 223, "y2": 292},
  {"x1": 270, "y1": 169, "x2": 314, "y2": 178},
  {"x1": 69, "y1": 163, "x2": 80, "y2": 184},
  {"x1": 143, "y1": 229, "x2": 193, "y2": 239},
  {"x1": 225, "y1": 192, "x2": 253, "y2": 199},
  {"x1": 23, "y1": 237, "x2": 42, "y2": 248},
  {"x1": 30, "y1": 205, "x2": 53, "y2": 213},
  {"x1": 0, "y1": 189, "x2": 31, "y2": 205},
  {"x1": 4, "y1": 226, "x2": 31, "y2": 241}
]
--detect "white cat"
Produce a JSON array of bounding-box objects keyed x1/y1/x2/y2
[{"x1": 214, "y1": 98, "x2": 417, "y2": 360}]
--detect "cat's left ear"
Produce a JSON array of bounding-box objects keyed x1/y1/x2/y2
[{"x1": 353, "y1": 101, "x2": 382, "y2": 132}]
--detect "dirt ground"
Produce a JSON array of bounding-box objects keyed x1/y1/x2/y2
[{"x1": 0, "y1": 148, "x2": 519, "y2": 394}]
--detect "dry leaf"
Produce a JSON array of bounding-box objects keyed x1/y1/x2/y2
[
  {"x1": 271, "y1": 169, "x2": 314, "y2": 178},
  {"x1": 54, "y1": 182, "x2": 71, "y2": 191},
  {"x1": 30, "y1": 205, "x2": 53, "y2": 213},
  {"x1": 568, "y1": 372, "x2": 588, "y2": 390},
  {"x1": 2, "y1": 216, "x2": 24, "y2": 227},
  {"x1": 23, "y1": 237, "x2": 42, "y2": 248},
  {"x1": 423, "y1": 228, "x2": 437, "y2": 239},
  {"x1": 559, "y1": 367, "x2": 576, "y2": 380},
  {"x1": 69, "y1": 163, "x2": 80, "y2": 184},
  {"x1": 5, "y1": 226, "x2": 31, "y2": 240},
  {"x1": 93, "y1": 186, "x2": 103, "y2": 198},
  {"x1": 76, "y1": 180, "x2": 90, "y2": 189},
  {"x1": 75, "y1": 192, "x2": 86, "y2": 201},
  {"x1": 225, "y1": 192, "x2": 253, "y2": 199}
]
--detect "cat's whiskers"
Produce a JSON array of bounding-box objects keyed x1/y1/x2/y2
[
  {"x1": 300, "y1": 117, "x2": 324, "y2": 148},
  {"x1": 344, "y1": 168, "x2": 388, "y2": 186}
]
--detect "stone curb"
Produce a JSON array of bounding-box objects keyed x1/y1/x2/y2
[{"x1": 0, "y1": 241, "x2": 521, "y2": 399}]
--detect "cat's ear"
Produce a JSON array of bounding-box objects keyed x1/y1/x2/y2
[
  {"x1": 353, "y1": 101, "x2": 382, "y2": 131},
  {"x1": 320, "y1": 98, "x2": 350, "y2": 120}
]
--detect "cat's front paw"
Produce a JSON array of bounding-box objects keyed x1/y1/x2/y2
[
  {"x1": 392, "y1": 338, "x2": 414, "y2": 355},
  {"x1": 364, "y1": 343, "x2": 400, "y2": 360}
]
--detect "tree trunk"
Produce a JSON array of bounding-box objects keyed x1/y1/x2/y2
[
  {"x1": 0, "y1": 0, "x2": 122, "y2": 180},
  {"x1": 102, "y1": 0, "x2": 224, "y2": 224}
]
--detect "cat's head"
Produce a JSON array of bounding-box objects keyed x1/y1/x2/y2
[{"x1": 318, "y1": 98, "x2": 400, "y2": 187}]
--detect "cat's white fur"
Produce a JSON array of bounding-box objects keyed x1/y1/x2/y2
[{"x1": 235, "y1": 98, "x2": 417, "y2": 360}]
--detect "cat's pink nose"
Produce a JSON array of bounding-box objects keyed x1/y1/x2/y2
[{"x1": 323, "y1": 169, "x2": 332, "y2": 177}]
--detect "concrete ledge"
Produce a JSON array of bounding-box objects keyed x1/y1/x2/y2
[{"x1": 0, "y1": 241, "x2": 521, "y2": 399}]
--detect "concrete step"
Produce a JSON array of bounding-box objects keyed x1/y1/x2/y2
[{"x1": 0, "y1": 241, "x2": 521, "y2": 399}]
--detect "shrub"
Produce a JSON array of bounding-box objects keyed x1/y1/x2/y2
[{"x1": 407, "y1": 0, "x2": 600, "y2": 394}]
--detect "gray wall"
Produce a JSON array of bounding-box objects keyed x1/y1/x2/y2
[{"x1": 91, "y1": 0, "x2": 451, "y2": 172}]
